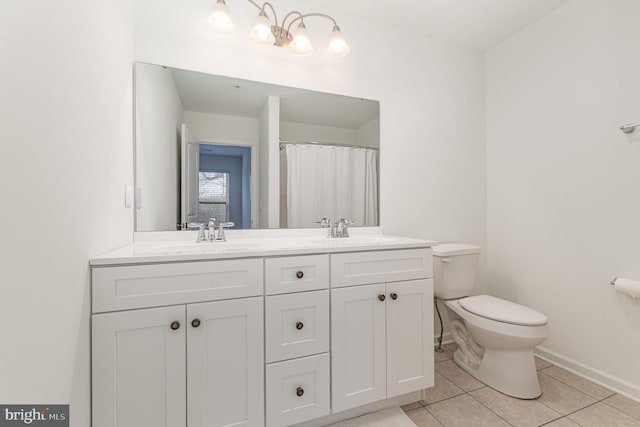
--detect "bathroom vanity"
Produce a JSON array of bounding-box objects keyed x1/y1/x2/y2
[{"x1": 90, "y1": 231, "x2": 435, "y2": 427}]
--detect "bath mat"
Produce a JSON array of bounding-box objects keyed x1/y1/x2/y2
[{"x1": 325, "y1": 406, "x2": 417, "y2": 427}]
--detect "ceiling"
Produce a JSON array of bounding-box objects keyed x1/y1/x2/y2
[
  {"x1": 170, "y1": 68, "x2": 379, "y2": 129},
  {"x1": 306, "y1": 0, "x2": 572, "y2": 50}
]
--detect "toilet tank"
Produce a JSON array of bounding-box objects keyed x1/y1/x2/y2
[{"x1": 432, "y1": 243, "x2": 481, "y2": 300}]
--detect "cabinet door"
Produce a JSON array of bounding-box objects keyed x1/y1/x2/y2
[
  {"x1": 386, "y1": 279, "x2": 434, "y2": 397},
  {"x1": 331, "y1": 284, "x2": 387, "y2": 413},
  {"x1": 187, "y1": 297, "x2": 264, "y2": 427},
  {"x1": 92, "y1": 305, "x2": 186, "y2": 427}
]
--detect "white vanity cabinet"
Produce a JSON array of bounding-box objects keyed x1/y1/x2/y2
[
  {"x1": 91, "y1": 260, "x2": 265, "y2": 427},
  {"x1": 330, "y1": 249, "x2": 434, "y2": 413},
  {"x1": 91, "y1": 240, "x2": 435, "y2": 427}
]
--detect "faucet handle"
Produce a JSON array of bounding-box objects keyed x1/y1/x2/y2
[
  {"x1": 195, "y1": 223, "x2": 207, "y2": 242},
  {"x1": 313, "y1": 218, "x2": 332, "y2": 228},
  {"x1": 215, "y1": 222, "x2": 235, "y2": 242}
]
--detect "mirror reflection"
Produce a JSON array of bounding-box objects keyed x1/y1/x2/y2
[{"x1": 134, "y1": 62, "x2": 380, "y2": 231}]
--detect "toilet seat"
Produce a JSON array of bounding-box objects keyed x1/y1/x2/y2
[{"x1": 459, "y1": 295, "x2": 548, "y2": 327}]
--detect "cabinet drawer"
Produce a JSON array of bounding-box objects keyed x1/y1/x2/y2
[
  {"x1": 331, "y1": 248, "x2": 433, "y2": 288},
  {"x1": 266, "y1": 353, "x2": 330, "y2": 427},
  {"x1": 265, "y1": 254, "x2": 329, "y2": 295},
  {"x1": 265, "y1": 290, "x2": 329, "y2": 363},
  {"x1": 92, "y1": 259, "x2": 263, "y2": 312}
]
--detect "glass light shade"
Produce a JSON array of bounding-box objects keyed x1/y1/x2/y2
[
  {"x1": 289, "y1": 23, "x2": 314, "y2": 56},
  {"x1": 207, "y1": 0, "x2": 235, "y2": 35},
  {"x1": 326, "y1": 27, "x2": 351, "y2": 57},
  {"x1": 249, "y1": 13, "x2": 275, "y2": 45}
]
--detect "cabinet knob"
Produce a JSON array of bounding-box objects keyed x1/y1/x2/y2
[
  {"x1": 390, "y1": 293, "x2": 398, "y2": 300},
  {"x1": 296, "y1": 321, "x2": 304, "y2": 330},
  {"x1": 296, "y1": 387, "x2": 304, "y2": 397},
  {"x1": 191, "y1": 319, "x2": 201, "y2": 328},
  {"x1": 296, "y1": 271, "x2": 304, "y2": 279},
  {"x1": 170, "y1": 321, "x2": 181, "y2": 330},
  {"x1": 378, "y1": 294, "x2": 385, "y2": 302}
]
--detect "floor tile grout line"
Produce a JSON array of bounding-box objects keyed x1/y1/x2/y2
[
  {"x1": 538, "y1": 368, "x2": 616, "y2": 401},
  {"x1": 600, "y1": 399, "x2": 640, "y2": 422},
  {"x1": 537, "y1": 416, "x2": 581, "y2": 426},
  {"x1": 423, "y1": 400, "x2": 452, "y2": 427},
  {"x1": 559, "y1": 400, "x2": 604, "y2": 420},
  {"x1": 465, "y1": 389, "x2": 517, "y2": 426},
  {"x1": 419, "y1": 389, "x2": 466, "y2": 407},
  {"x1": 535, "y1": 395, "x2": 569, "y2": 419}
]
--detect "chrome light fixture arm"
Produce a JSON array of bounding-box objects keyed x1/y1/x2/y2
[
  {"x1": 248, "y1": 0, "x2": 279, "y2": 27},
  {"x1": 285, "y1": 13, "x2": 337, "y2": 34}
]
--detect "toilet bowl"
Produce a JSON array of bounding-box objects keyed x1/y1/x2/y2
[{"x1": 433, "y1": 244, "x2": 550, "y2": 399}]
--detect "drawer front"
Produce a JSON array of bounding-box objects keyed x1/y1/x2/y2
[
  {"x1": 266, "y1": 353, "x2": 330, "y2": 427},
  {"x1": 265, "y1": 290, "x2": 329, "y2": 363},
  {"x1": 92, "y1": 259, "x2": 263, "y2": 313},
  {"x1": 265, "y1": 254, "x2": 329, "y2": 295},
  {"x1": 331, "y1": 248, "x2": 433, "y2": 288}
]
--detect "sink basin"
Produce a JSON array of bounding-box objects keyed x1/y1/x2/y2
[
  {"x1": 135, "y1": 241, "x2": 263, "y2": 255},
  {"x1": 307, "y1": 236, "x2": 398, "y2": 246}
]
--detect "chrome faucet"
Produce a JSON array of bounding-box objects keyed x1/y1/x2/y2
[
  {"x1": 194, "y1": 218, "x2": 234, "y2": 242},
  {"x1": 314, "y1": 217, "x2": 353, "y2": 238},
  {"x1": 335, "y1": 218, "x2": 354, "y2": 238}
]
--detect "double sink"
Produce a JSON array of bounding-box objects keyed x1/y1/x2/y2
[{"x1": 134, "y1": 236, "x2": 399, "y2": 256}]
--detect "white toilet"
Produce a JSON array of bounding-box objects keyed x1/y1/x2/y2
[{"x1": 433, "y1": 243, "x2": 550, "y2": 399}]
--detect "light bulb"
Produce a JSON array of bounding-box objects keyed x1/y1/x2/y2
[
  {"x1": 207, "y1": 0, "x2": 234, "y2": 35},
  {"x1": 249, "y1": 12, "x2": 275, "y2": 45},
  {"x1": 289, "y1": 23, "x2": 314, "y2": 56},
  {"x1": 326, "y1": 26, "x2": 350, "y2": 57}
]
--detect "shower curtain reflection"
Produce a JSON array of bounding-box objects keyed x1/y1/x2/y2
[{"x1": 284, "y1": 144, "x2": 379, "y2": 228}]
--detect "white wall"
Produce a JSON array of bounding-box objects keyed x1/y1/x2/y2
[
  {"x1": 357, "y1": 117, "x2": 381, "y2": 149},
  {"x1": 133, "y1": 0, "x2": 487, "y2": 252},
  {"x1": 136, "y1": 63, "x2": 183, "y2": 231},
  {"x1": 0, "y1": 1, "x2": 134, "y2": 426},
  {"x1": 280, "y1": 121, "x2": 360, "y2": 147},
  {"x1": 184, "y1": 110, "x2": 259, "y2": 144},
  {"x1": 487, "y1": 0, "x2": 640, "y2": 396}
]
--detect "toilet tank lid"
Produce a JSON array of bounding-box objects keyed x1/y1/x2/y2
[
  {"x1": 460, "y1": 295, "x2": 548, "y2": 326},
  {"x1": 432, "y1": 243, "x2": 481, "y2": 257}
]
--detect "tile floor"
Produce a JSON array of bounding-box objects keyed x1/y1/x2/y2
[{"x1": 402, "y1": 344, "x2": 640, "y2": 427}]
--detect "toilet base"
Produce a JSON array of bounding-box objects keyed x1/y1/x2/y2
[{"x1": 453, "y1": 348, "x2": 541, "y2": 399}]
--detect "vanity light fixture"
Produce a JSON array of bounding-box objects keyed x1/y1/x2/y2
[{"x1": 207, "y1": 0, "x2": 351, "y2": 57}]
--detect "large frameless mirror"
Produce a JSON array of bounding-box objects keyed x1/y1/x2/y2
[{"x1": 134, "y1": 62, "x2": 380, "y2": 231}]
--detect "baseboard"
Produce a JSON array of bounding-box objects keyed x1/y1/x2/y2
[
  {"x1": 434, "y1": 332, "x2": 453, "y2": 347},
  {"x1": 535, "y1": 346, "x2": 640, "y2": 402}
]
